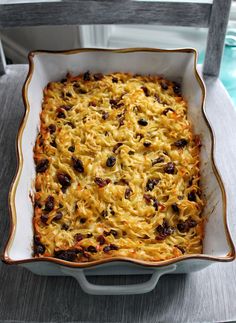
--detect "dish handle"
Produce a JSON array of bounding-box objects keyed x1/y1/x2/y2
[{"x1": 60, "y1": 264, "x2": 176, "y2": 295}]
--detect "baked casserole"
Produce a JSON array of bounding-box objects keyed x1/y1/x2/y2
[{"x1": 33, "y1": 71, "x2": 204, "y2": 262}]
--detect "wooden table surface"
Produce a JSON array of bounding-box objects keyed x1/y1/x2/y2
[{"x1": 1, "y1": 65, "x2": 236, "y2": 323}]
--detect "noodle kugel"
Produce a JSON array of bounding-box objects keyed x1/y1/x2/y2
[{"x1": 33, "y1": 71, "x2": 204, "y2": 262}]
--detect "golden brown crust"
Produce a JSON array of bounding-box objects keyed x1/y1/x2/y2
[{"x1": 33, "y1": 71, "x2": 204, "y2": 262}]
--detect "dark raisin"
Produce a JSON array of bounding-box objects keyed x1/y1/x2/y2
[
  {"x1": 50, "y1": 139, "x2": 57, "y2": 148},
  {"x1": 175, "y1": 245, "x2": 185, "y2": 254},
  {"x1": 54, "y1": 250, "x2": 77, "y2": 261},
  {"x1": 74, "y1": 233, "x2": 83, "y2": 242},
  {"x1": 103, "y1": 245, "x2": 111, "y2": 253},
  {"x1": 61, "y1": 78, "x2": 67, "y2": 83},
  {"x1": 89, "y1": 101, "x2": 97, "y2": 107},
  {"x1": 94, "y1": 73, "x2": 103, "y2": 81},
  {"x1": 102, "y1": 112, "x2": 109, "y2": 120},
  {"x1": 110, "y1": 244, "x2": 119, "y2": 250},
  {"x1": 177, "y1": 221, "x2": 189, "y2": 233},
  {"x1": 80, "y1": 218, "x2": 87, "y2": 224},
  {"x1": 173, "y1": 139, "x2": 188, "y2": 148},
  {"x1": 188, "y1": 218, "x2": 197, "y2": 228},
  {"x1": 110, "y1": 207, "x2": 115, "y2": 216},
  {"x1": 57, "y1": 108, "x2": 66, "y2": 118},
  {"x1": 34, "y1": 243, "x2": 45, "y2": 255},
  {"x1": 152, "y1": 198, "x2": 159, "y2": 211},
  {"x1": 34, "y1": 200, "x2": 42, "y2": 208},
  {"x1": 113, "y1": 143, "x2": 123, "y2": 153},
  {"x1": 164, "y1": 162, "x2": 176, "y2": 174},
  {"x1": 138, "y1": 118, "x2": 148, "y2": 126},
  {"x1": 188, "y1": 191, "x2": 196, "y2": 202},
  {"x1": 72, "y1": 157, "x2": 84, "y2": 173},
  {"x1": 36, "y1": 159, "x2": 49, "y2": 173},
  {"x1": 62, "y1": 105, "x2": 72, "y2": 111},
  {"x1": 34, "y1": 235, "x2": 41, "y2": 245},
  {"x1": 152, "y1": 157, "x2": 165, "y2": 165},
  {"x1": 59, "y1": 203, "x2": 63, "y2": 208},
  {"x1": 97, "y1": 235, "x2": 106, "y2": 245},
  {"x1": 119, "y1": 116, "x2": 125, "y2": 127},
  {"x1": 61, "y1": 223, "x2": 69, "y2": 231},
  {"x1": 66, "y1": 122, "x2": 75, "y2": 128},
  {"x1": 87, "y1": 233, "x2": 93, "y2": 238},
  {"x1": 110, "y1": 98, "x2": 124, "y2": 110},
  {"x1": 125, "y1": 187, "x2": 133, "y2": 199},
  {"x1": 79, "y1": 88, "x2": 87, "y2": 94},
  {"x1": 106, "y1": 156, "x2": 116, "y2": 167},
  {"x1": 161, "y1": 82, "x2": 168, "y2": 90},
  {"x1": 83, "y1": 71, "x2": 90, "y2": 81},
  {"x1": 154, "y1": 94, "x2": 161, "y2": 103},
  {"x1": 112, "y1": 77, "x2": 118, "y2": 83},
  {"x1": 40, "y1": 214, "x2": 49, "y2": 224},
  {"x1": 68, "y1": 145, "x2": 75, "y2": 152},
  {"x1": 110, "y1": 99, "x2": 119, "y2": 109},
  {"x1": 172, "y1": 203, "x2": 179, "y2": 213},
  {"x1": 73, "y1": 82, "x2": 80, "y2": 88},
  {"x1": 156, "y1": 220, "x2": 174, "y2": 239},
  {"x1": 104, "y1": 231, "x2": 111, "y2": 237},
  {"x1": 143, "y1": 194, "x2": 152, "y2": 204},
  {"x1": 141, "y1": 86, "x2": 150, "y2": 96},
  {"x1": 65, "y1": 92, "x2": 72, "y2": 98},
  {"x1": 94, "y1": 177, "x2": 111, "y2": 188},
  {"x1": 143, "y1": 194, "x2": 158, "y2": 210},
  {"x1": 57, "y1": 172, "x2": 71, "y2": 188},
  {"x1": 48, "y1": 124, "x2": 56, "y2": 134},
  {"x1": 156, "y1": 225, "x2": 164, "y2": 235},
  {"x1": 44, "y1": 195, "x2": 54, "y2": 212},
  {"x1": 162, "y1": 108, "x2": 174, "y2": 115},
  {"x1": 128, "y1": 151, "x2": 135, "y2": 155},
  {"x1": 146, "y1": 178, "x2": 159, "y2": 191},
  {"x1": 115, "y1": 178, "x2": 129, "y2": 186},
  {"x1": 101, "y1": 210, "x2": 108, "y2": 218},
  {"x1": 143, "y1": 142, "x2": 151, "y2": 147},
  {"x1": 173, "y1": 82, "x2": 181, "y2": 95},
  {"x1": 53, "y1": 212, "x2": 63, "y2": 221},
  {"x1": 87, "y1": 245, "x2": 97, "y2": 253},
  {"x1": 110, "y1": 229, "x2": 118, "y2": 237},
  {"x1": 38, "y1": 136, "x2": 44, "y2": 146}
]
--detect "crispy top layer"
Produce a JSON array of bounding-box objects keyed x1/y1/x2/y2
[{"x1": 33, "y1": 71, "x2": 204, "y2": 263}]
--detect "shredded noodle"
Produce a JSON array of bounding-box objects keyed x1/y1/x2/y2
[{"x1": 33, "y1": 72, "x2": 204, "y2": 262}]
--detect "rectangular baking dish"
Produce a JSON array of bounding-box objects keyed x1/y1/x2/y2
[{"x1": 2, "y1": 48, "x2": 235, "y2": 295}]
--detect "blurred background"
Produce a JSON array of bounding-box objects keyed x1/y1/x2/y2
[{"x1": 0, "y1": 0, "x2": 235, "y2": 104}]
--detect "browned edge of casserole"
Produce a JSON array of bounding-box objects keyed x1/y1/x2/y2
[{"x1": 2, "y1": 48, "x2": 235, "y2": 268}]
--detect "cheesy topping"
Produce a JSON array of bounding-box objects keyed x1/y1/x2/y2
[{"x1": 33, "y1": 71, "x2": 204, "y2": 263}]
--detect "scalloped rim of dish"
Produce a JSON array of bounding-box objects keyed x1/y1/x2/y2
[{"x1": 2, "y1": 47, "x2": 235, "y2": 269}]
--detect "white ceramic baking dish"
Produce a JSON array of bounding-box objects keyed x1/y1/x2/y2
[{"x1": 2, "y1": 48, "x2": 235, "y2": 295}]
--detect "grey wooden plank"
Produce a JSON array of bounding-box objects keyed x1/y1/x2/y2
[
  {"x1": 203, "y1": 0, "x2": 232, "y2": 77},
  {"x1": 0, "y1": 1, "x2": 211, "y2": 27},
  {"x1": 0, "y1": 39, "x2": 6, "y2": 75},
  {"x1": 1, "y1": 65, "x2": 236, "y2": 322}
]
